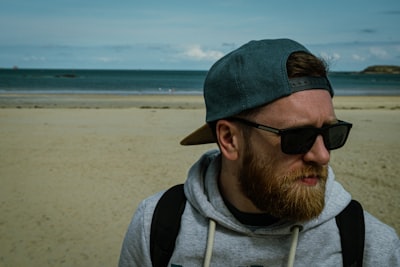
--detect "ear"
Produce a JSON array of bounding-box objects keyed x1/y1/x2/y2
[{"x1": 216, "y1": 120, "x2": 240, "y2": 161}]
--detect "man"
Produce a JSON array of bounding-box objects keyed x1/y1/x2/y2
[{"x1": 119, "y1": 39, "x2": 399, "y2": 266}]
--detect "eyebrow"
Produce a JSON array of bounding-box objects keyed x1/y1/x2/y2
[
  {"x1": 326, "y1": 118, "x2": 339, "y2": 125},
  {"x1": 232, "y1": 116, "x2": 340, "y2": 130}
]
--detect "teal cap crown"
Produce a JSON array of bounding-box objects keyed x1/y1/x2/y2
[{"x1": 181, "y1": 38, "x2": 333, "y2": 145}]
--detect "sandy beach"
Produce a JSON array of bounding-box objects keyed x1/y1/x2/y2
[{"x1": 0, "y1": 94, "x2": 399, "y2": 266}]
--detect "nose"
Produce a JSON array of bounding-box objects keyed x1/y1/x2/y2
[{"x1": 303, "y1": 135, "x2": 330, "y2": 165}]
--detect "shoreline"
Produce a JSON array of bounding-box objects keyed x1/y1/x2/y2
[
  {"x1": 0, "y1": 93, "x2": 206, "y2": 109},
  {"x1": 0, "y1": 93, "x2": 399, "y2": 110}
]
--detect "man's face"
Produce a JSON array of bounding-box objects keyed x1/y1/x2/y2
[{"x1": 237, "y1": 90, "x2": 336, "y2": 221}]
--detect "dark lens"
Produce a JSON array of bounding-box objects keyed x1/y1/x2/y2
[
  {"x1": 281, "y1": 128, "x2": 317, "y2": 154},
  {"x1": 325, "y1": 124, "x2": 351, "y2": 150},
  {"x1": 281, "y1": 122, "x2": 351, "y2": 154}
]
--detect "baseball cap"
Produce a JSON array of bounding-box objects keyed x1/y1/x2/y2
[{"x1": 180, "y1": 38, "x2": 333, "y2": 145}]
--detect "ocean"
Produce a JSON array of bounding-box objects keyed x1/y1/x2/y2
[{"x1": 1, "y1": 69, "x2": 400, "y2": 96}]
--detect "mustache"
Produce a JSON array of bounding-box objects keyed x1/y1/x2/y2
[{"x1": 285, "y1": 164, "x2": 328, "y2": 181}]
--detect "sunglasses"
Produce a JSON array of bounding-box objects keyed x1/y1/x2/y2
[{"x1": 228, "y1": 117, "x2": 352, "y2": 155}]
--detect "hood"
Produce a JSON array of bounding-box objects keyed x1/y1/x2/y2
[{"x1": 184, "y1": 149, "x2": 352, "y2": 236}]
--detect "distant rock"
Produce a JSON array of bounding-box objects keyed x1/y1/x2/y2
[{"x1": 361, "y1": 65, "x2": 400, "y2": 74}]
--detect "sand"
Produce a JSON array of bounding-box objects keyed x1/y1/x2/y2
[{"x1": 0, "y1": 94, "x2": 399, "y2": 266}]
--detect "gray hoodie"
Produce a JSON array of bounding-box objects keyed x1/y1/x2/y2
[{"x1": 119, "y1": 149, "x2": 400, "y2": 266}]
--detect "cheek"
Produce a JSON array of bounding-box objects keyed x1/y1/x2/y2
[
  {"x1": 247, "y1": 132, "x2": 302, "y2": 174},
  {"x1": 250, "y1": 132, "x2": 281, "y2": 155},
  {"x1": 268, "y1": 152, "x2": 304, "y2": 178}
]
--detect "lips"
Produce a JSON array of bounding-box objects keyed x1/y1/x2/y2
[{"x1": 300, "y1": 175, "x2": 319, "y2": 186}]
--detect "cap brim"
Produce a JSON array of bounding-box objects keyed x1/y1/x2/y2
[{"x1": 180, "y1": 124, "x2": 216, "y2": 145}]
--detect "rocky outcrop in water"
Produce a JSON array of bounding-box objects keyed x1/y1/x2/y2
[{"x1": 361, "y1": 65, "x2": 400, "y2": 74}]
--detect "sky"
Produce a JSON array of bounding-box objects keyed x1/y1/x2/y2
[{"x1": 0, "y1": 0, "x2": 399, "y2": 71}]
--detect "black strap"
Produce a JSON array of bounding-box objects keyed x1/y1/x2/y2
[
  {"x1": 150, "y1": 184, "x2": 186, "y2": 267},
  {"x1": 336, "y1": 200, "x2": 365, "y2": 267}
]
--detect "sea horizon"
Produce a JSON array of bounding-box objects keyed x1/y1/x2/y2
[{"x1": 1, "y1": 68, "x2": 400, "y2": 96}]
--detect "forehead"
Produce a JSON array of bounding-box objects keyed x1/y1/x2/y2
[{"x1": 255, "y1": 90, "x2": 336, "y2": 125}]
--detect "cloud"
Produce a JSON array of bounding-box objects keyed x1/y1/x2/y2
[
  {"x1": 369, "y1": 47, "x2": 388, "y2": 58},
  {"x1": 349, "y1": 46, "x2": 390, "y2": 63},
  {"x1": 22, "y1": 55, "x2": 46, "y2": 62},
  {"x1": 318, "y1": 51, "x2": 341, "y2": 66},
  {"x1": 352, "y1": 54, "x2": 366, "y2": 61},
  {"x1": 382, "y1": 10, "x2": 400, "y2": 15},
  {"x1": 95, "y1": 57, "x2": 121, "y2": 63},
  {"x1": 222, "y1": 42, "x2": 236, "y2": 50},
  {"x1": 110, "y1": 45, "x2": 134, "y2": 53},
  {"x1": 360, "y1": 29, "x2": 376, "y2": 34},
  {"x1": 347, "y1": 46, "x2": 390, "y2": 63},
  {"x1": 183, "y1": 45, "x2": 224, "y2": 61}
]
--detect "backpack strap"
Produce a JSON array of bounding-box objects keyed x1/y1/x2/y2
[
  {"x1": 150, "y1": 185, "x2": 365, "y2": 267},
  {"x1": 150, "y1": 184, "x2": 186, "y2": 267},
  {"x1": 335, "y1": 199, "x2": 365, "y2": 267}
]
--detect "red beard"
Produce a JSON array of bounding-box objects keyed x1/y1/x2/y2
[{"x1": 239, "y1": 149, "x2": 328, "y2": 222}]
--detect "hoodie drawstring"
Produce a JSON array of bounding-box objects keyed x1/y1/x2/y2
[
  {"x1": 287, "y1": 225, "x2": 302, "y2": 267},
  {"x1": 203, "y1": 220, "x2": 302, "y2": 267},
  {"x1": 203, "y1": 219, "x2": 216, "y2": 267}
]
